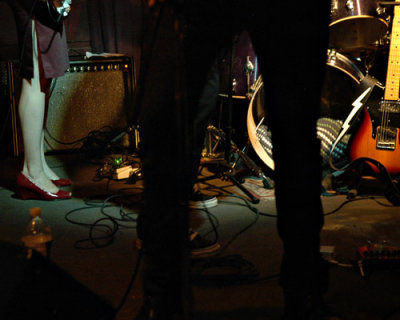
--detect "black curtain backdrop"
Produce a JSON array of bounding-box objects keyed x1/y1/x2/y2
[{"x1": 86, "y1": 0, "x2": 144, "y2": 75}]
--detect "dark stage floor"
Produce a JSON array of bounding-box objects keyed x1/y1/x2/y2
[{"x1": 1, "y1": 152, "x2": 400, "y2": 320}]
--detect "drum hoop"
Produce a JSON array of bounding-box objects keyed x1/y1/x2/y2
[
  {"x1": 327, "y1": 52, "x2": 364, "y2": 83},
  {"x1": 246, "y1": 80, "x2": 275, "y2": 170},
  {"x1": 327, "y1": 65, "x2": 363, "y2": 84},
  {"x1": 329, "y1": 16, "x2": 388, "y2": 28}
]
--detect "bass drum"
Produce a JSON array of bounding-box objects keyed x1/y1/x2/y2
[
  {"x1": 329, "y1": 0, "x2": 388, "y2": 56},
  {"x1": 247, "y1": 51, "x2": 362, "y2": 170},
  {"x1": 246, "y1": 78, "x2": 275, "y2": 170}
]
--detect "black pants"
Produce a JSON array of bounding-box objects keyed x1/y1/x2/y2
[{"x1": 137, "y1": 0, "x2": 330, "y2": 316}]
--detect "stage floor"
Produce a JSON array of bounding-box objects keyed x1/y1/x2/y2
[{"x1": 1, "y1": 152, "x2": 400, "y2": 320}]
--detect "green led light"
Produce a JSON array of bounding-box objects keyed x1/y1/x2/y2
[{"x1": 113, "y1": 157, "x2": 123, "y2": 167}]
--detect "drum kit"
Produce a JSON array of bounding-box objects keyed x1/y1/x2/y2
[{"x1": 242, "y1": 0, "x2": 395, "y2": 172}]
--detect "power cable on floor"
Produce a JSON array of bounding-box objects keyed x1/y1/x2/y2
[
  {"x1": 189, "y1": 192, "x2": 266, "y2": 287},
  {"x1": 115, "y1": 249, "x2": 143, "y2": 315},
  {"x1": 216, "y1": 195, "x2": 261, "y2": 256},
  {"x1": 323, "y1": 194, "x2": 394, "y2": 216},
  {"x1": 65, "y1": 193, "x2": 139, "y2": 249},
  {"x1": 45, "y1": 125, "x2": 122, "y2": 154},
  {"x1": 191, "y1": 254, "x2": 260, "y2": 287},
  {"x1": 189, "y1": 184, "x2": 383, "y2": 287},
  {"x1": 196, "y1": 207, "x2": 220, "y2": 246}
]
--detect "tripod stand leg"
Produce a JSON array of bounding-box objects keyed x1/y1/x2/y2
[{"x1": 196, "y1": 164, "x2": 260, "y2": 204}]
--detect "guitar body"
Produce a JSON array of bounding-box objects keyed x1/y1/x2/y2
[{"x1": 349, "y1": 87, "x2": 400, "y2": 174}]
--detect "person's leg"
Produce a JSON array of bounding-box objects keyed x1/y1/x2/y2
[
  {"x1": 19, "y1": 21, "x2": 58, "y2": 194},
  {"x1": 183, "y1": 0, "x2": 235, "y2": 183},
  {"x1": 247, "y1": 1, "x2": 331, "y2": 317},
  {"x1": 135, "y1": 4, "x2": 193, "y2": 319},
  {"x1": 136, "y1": 1, "x2": 234, "y2": 317}
]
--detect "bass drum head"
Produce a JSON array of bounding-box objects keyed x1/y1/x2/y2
[
  {"x1": 247, "y1": 52, "x2": 359, "y2": 171},
  {"x1": 246, "y1": 79, "x2": 275, "y2": 170}
]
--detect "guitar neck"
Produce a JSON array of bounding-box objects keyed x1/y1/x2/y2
[{"x1": 384, "y1": 5, "x2": 400, "y2": 101}]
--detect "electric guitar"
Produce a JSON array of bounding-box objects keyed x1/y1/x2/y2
[{"x1": 349, "y1": 5, "x2": 400, "y2": 175}]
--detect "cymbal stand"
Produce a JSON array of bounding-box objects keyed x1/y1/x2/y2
[
  {"x1": 197, "y1": 34, "x2": 274, "y2": 204},
  {"x1": 198, "y1": 125, "x2": 274, "y2": 204}
]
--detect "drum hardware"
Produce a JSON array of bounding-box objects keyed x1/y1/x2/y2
[
  {"x1": 199, "y1": 34, "x2": 272, "y2": 203},
  {"x1": 244, "y1": 56, "x2": 255, "y2": 99},
  {"x1": 358, "y1": 48, "x2": 382, "y2": 75},
  {"x1": 199, "y1": 124, "x2": 273, "y2": 203},
  {"x1": 328, "y1": 49, "x2": 337, "y2": 61},
  {"x1": 232, "y1": 78, "x2": 238, "y2": 95},
  {"x1": 376, "y1": 4, "x2": 389, "y2": 17},
  {"x1": 331, "y1": 0, "x2": 338, "y2": 13},
  {"x1": 220, "y1": 54, "x2": 256, "y2": 100},
  {"x1": 219, "y1": 31, "x2": 259, "y2": 100},
  {"x1": 202, "y1": 124, "x2": 225, "y2": 160}
]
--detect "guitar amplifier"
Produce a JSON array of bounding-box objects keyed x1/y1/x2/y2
[
  {"x1": 0, "y1": 60, "x2": 20, "y2": 158},
  {"x1": 0, "y1": 57, "x2": 135, "y2": 156}
]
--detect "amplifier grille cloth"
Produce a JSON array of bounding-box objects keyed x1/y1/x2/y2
[{"x1": 46, "y1": 69, "x2": 130, "y2": 151}]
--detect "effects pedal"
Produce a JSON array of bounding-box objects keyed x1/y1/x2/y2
[
  {"x1": 357, "y1": 242, "x2": 400, "y2": 277},
  {"x1": 113, "y1": 165, "x2": 140, "y2": 180}
]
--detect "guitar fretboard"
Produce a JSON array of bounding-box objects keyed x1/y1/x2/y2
[{"x1": 385, "y1": 5, "x2": 400, "y2": 101}]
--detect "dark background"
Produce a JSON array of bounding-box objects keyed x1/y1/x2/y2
[
  {"x1": 0, "y1": 1, "x2": 391, "y2": 157},
  {"x1": 0, "y1": 0, "x2": 144, "y2": 75}
]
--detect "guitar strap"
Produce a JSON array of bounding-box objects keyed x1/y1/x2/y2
[
  {"x1": 328, "y1": 75, "x2": 378, "y2": 171},
  {"x1": 327, "y1": 75, "x2": 400, "y2": 206}
]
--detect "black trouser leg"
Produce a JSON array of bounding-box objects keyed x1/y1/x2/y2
[
  {"x1": 247, "y1": 1, "x2": 331, "y2": 314},
  {"x1": 136, "y1": 4, "x2": 193, "y2": 319}
]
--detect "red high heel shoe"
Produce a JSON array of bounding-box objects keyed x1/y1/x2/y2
[
  {"x1": 51, "y1": 178, "x2": 71, "y2": 187},
  {"x1": 17, "y1": 172, "x2": 72, "y2": 200}
]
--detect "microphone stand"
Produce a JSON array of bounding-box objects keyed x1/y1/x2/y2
[{"x1": 224, "y1": 35, "x2": 236, "y2": 163}]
